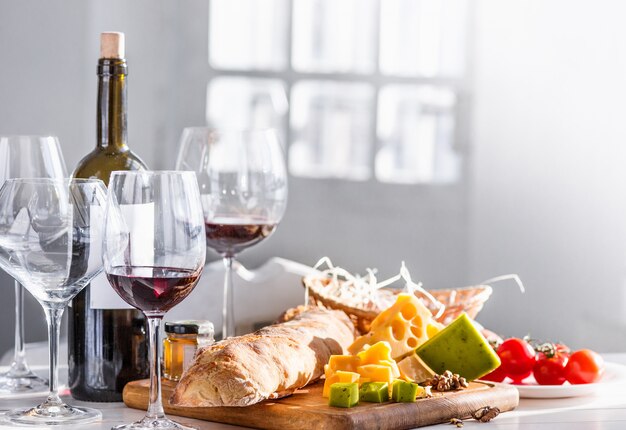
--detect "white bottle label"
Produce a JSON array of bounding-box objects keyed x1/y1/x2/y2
[{"x1": 90, "y1": 202, "x2": 155, "y2": 309}]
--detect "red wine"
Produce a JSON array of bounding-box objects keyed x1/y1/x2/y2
[
  {"x1": 107, "y1": 267, "x2": 201, "y2": 314},
  {"x1": 205, "y1": 220, "x2": 277, "y2": 255}
]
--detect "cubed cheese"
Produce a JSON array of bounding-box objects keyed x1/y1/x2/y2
[
  {"x1": 356, "y1": 342, "x2": 400, "y2": 378},
  {"x1": 323, "y1": 370, "x2": 360, "y2": 398},
  {"x1": 327, "y1": 354, "x2": 361, "y2": 373},
  {"x1": 357, "y1": 364, "x2": 395, "y2": 385},
  {"x1": 329, "y1": 383, "x2": 359, "y2": 408},
  {"x1": 359, "y1": 382, "x2": 390, "y2": 403}
]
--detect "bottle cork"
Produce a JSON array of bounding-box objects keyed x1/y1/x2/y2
[{"x1": 100, "y1": 32, "x2": 125, "y2": 59}]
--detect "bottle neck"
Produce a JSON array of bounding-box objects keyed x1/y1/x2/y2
[{"x1": 97, "y1": 58, "x2": 128, "y2": 151}]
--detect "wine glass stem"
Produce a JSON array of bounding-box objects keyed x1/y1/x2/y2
[
  {"x1": 222, "y1": 256, "x2": 235, "y2": 339},
  {"x1": 43, "y1": 305, "x2": 64, "y2": 403},
  {"x1": 10, "y1": 281, "x2": 29, "y2": 374},
  {"x1": 146, "y1": 316, "x2": 166, "y2": 420}
]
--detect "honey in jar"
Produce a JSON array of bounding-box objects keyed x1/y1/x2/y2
[{"x1": 163, "y1": 321, "x2": 214, "y2": 381}]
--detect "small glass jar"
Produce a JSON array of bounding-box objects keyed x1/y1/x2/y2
[{"x1": 163, "y1": 320, "x2": 214, "y2": 382}]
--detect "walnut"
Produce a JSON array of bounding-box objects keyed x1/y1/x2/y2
[
  {"x1": 472, "y1": 406, "x2": 501, "y2": 422},
  {"x1": 425, "y1": 370, "x2": 469, "y2": 392}
]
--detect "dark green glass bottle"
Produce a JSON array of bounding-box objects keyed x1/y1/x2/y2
[{"x1": 69, "y1": 32, "x2": 149, "y2": 402}]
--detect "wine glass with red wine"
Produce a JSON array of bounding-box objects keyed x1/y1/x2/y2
[
  {"x1": 103, "y1": 171, "x2": 205, "y2": 430},
  {"x1": 176, "y1": 128, "x2": 287, "y2": 339}
]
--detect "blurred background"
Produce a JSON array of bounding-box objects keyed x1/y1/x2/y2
[{"x1": 1, "y1": 0, "x2": 626, "y2": 357}]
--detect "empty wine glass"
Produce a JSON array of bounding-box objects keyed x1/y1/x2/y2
[
  {"x1": 176, "y1": 128, "x2": 288, "y2": 339},
  {"x1": 104, "y1": 171, "x2": 205, "y2": 430},
  {"x1": 0, "y1": 135, "x2": 66, "y2": 395},
  {"x1": 0, "y1": 178, "x2": 106, "y2": 425}
]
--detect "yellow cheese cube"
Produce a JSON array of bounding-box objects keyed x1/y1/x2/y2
[
  {"x1": 327, "y1": 355, "x2": 361, "y2": 373},
  {"x1": 348, "y1": 294, "x2": 442, "y2": 360},
  {"x1": 357, "y1": 341, "x2": 394, "y2": 364},
  {"x1": 323, "y1": 370, "x2": 360, "y2": 398},
  {"x1": 379, "y1": 359, "x2": 401, "y2": 379},
  {"x1": 357, "y1": 364, "x2": 394, "y2": 385}
]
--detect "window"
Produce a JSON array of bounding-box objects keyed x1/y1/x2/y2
[{"x1": 207, "y1": 0, "x2": 469, "y2": 184}]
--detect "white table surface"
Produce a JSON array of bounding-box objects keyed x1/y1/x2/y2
[{"x1": 1, "y1": 354, "x2": 626, "y2": 429}]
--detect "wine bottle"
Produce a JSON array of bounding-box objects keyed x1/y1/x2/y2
[{"x1": 69, "y1": 32, "x2": 149, "y2": 402}]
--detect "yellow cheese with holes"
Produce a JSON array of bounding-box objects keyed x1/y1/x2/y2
[
  {"x1": 348, "y1": 293, "x2": 444, "y2": 360},
  {"x1": 323, "y1": 370, "x2": 360, "y2": 398},
  {"x1": 357, "y1": 364, "x2": 395, "y2": 385},
  {"x1": 397, "y1": 353, "x2": 436, "y2": 383}
]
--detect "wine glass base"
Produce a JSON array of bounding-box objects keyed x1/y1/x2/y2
[
  {"x1": 0, "y1": 371, "x2": 48, "y2": 394},
  {"x1": 5, "y1": 404, "x2": 102, "y2": 426},
  {"x1": 112, "y1": 416, "x2": 197, "y2": 430}
]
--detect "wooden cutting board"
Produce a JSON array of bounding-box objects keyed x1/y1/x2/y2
[{"x1": 123, "y1": 379, "x2": 519, "y2": 430}]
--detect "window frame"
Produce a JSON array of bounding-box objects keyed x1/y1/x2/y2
[{"x1": 206, "y1": 0, "x2": 471, "y2": 186}]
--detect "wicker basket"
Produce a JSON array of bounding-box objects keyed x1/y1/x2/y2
[{"x1": 303, "y1": 277, "x2": 493, "y2": 334}]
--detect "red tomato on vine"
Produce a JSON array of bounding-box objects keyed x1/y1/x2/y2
[{"x1": 497, "y1": 338, "x2": 536, "y2": 383}]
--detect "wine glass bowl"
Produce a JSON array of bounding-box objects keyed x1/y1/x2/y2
[
  {"x1": 0, "y1": 178, "x2": 106, "y2": 425},
  {"x1": 104, "y1": 171, "x2": 205, "y2": 430},
  {"x1": 204, "y1": 222, "x2": 277, "y2": 256},
  {"x1": 176, "y1": 128, "x2": 287, "y2": 338},
  {"x1": 0, "y1": 135, "x2": 67, "y2": 181},
  {"x1": 0, "y1": 180, "x2": 103, "y2": 302},
  {"x1": 107, "y1": 266, "x2": 202, "y2": 315}
]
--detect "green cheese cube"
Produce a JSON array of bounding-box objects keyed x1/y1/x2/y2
[
  {"x1": 359, "y1": 382, "x2": 390, "y2": 403},
  {"x1": 415, "y1": 313, "x2": 501, "y2": 381},
  {"x1": 329, "y1": 382, "x2": 359, "y2": 408},
  {"x1": 391, "y1": 380, "x2": 419, "y2": 402}
]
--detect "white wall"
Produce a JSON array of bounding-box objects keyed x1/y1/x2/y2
[
  {"x1": 0, "y1": 0, "x2": 91, "y2": 357},
  {"x1": 470, "y1": 0, "x2": 626, "y2": 350}
]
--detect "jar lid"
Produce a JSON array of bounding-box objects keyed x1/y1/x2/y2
[{"x1": 165, "y1": 320, "x2": 214, "y2": 336}]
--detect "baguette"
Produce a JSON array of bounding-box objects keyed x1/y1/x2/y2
[{"x1": 170, "y1": 308, "x2": 355, "y2": 407}]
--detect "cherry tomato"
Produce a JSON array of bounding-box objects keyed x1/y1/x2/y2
[
  {"x1": 497, "y1": 338, "x2": 536, "y2": 382},
  {"x1": 564, "y1": 349, "x2": 604, "y2": 384},
  {"x1": 482, "y1": 365, "x2": 507, "y2": 382},
  {"x1": 533, "y1": 352, "x2": 567, "y2": 385}
]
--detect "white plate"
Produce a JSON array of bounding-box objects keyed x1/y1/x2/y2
[{"x1": 507, "y1": 362, "x2": 626, "y2": 399}]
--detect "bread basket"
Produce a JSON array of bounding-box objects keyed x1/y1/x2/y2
[{"x1": 304, "y1": 279, "x2": 491, "y2": 333}]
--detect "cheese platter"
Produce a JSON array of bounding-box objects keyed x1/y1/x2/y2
[{"x1": 123, "y1": 378, "x2": 519, "y2": 430}]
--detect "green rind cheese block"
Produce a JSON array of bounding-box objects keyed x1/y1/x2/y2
[
  {"x1": 391, "y1": 380, "x2": 419, "y2": 403},
  {"x1": 415, "y1": 313, "x2": 501, "y2": 381},
  {"x1": 329, "y1": 382, "x2": 359, "y2": 408},
  {"x1": 359, "y1": 382, "x2": 390, "y2": 403}
]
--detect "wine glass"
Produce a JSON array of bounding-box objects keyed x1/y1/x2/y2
[
  {"x1": 176, "y1": 128, "x2": 287, "y2": 339},
  {"x1": 0, "y1": 178, "x2": 105, "y2": 425},
  {"x1": 104, "y1": 171, "x2": 205, "y2": 430},
  {"x1": 0, "y1": 135, "x2": 66, "y2": 395}
]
